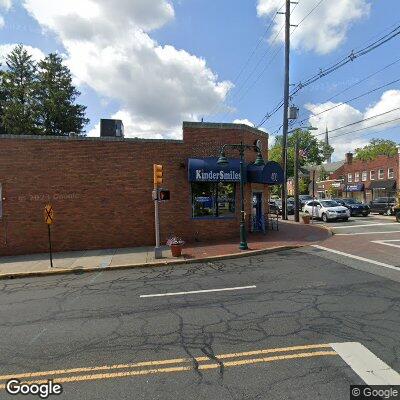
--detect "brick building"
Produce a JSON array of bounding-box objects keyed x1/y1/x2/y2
[
  {"x1": 0, "y1": 122, "x2": 282, "y2": 256},
  {"x1": 331, "y1": 151, "x2": 399, "y2": 202}
]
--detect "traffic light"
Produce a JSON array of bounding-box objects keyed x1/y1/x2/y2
[
  {"x1": 153, "y1": 164, "x2": 163, "y2": 187},
  {"x1": 158, "y1": 189, "x2": 170, "y2": 201}
]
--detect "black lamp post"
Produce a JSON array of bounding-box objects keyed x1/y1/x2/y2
[{"x1": 217, "y1": 142, "x2": 264, "y2": 250}]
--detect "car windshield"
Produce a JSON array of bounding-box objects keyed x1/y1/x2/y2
[{"x1": 321, "y1": 200, "x2": 339, "y2": 207}]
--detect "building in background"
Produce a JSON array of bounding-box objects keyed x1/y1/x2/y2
[
  {"x1": 100, "y1": 119, "x2": 124, "y2": 138},
  {"x1": 331, "y1": 151, "x2": 399, "y2": 202}
]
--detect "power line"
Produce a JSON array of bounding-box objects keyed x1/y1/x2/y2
[
  {"x1": 297, "y1": 77, "x2": 400, "y2": 125},
  {"x1": 256, "y1": 23, "x2": 400, "y2": 126},
  {"x1": 313, "y1": 106, "x2": 400, "y2": 138},
  {"x1": 329, "y1": 116, "x2": 400, "y2": 141},
  {"x1": 322, "y1": 56, "x2": 400, "y2": 103}
]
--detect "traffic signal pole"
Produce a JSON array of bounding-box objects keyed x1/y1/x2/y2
[{"x1": 153, "y1": 164, "x2": 163, "y2": 259}]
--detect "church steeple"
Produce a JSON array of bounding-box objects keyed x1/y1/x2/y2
[{"x1": 325, "y1": 126, "x2": 332, "y2": 163}]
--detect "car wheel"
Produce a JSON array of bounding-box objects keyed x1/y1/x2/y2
[
  {"x1": 362, "y1": 212, "x2": 368, "y2": 217},
  {"x1": 322, "y1": 213, "x2": 328, "y2": 223}
]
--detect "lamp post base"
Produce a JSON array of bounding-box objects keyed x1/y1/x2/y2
[{"x1": 239, "y1": 242, "x2": 248, "y2": 250}]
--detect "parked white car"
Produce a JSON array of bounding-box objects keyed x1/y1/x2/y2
[{"x1": 303, "y1": 200, "x2": 350, "y2": 222}]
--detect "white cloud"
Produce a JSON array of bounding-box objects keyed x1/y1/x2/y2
[
  {"x1": 305, "y1": 89, "x2": 400, "y2": 160},
  {"x1": 257, "y1": 0, "x2": 370, "y2": 54},
  {"x1": 233, "y1": 118, "x2": 255, "y2": 127},
  {"x1": 0, "y1": 43, "x2": 45, "y2": 64},
  {"x1": 0, "y1": 0, "x2": 12, "y2": 28},
  {"x1": 23, "y1": 0, "x2": 232, "y2": 138}
]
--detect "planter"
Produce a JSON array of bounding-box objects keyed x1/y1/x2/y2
[
  {"x1": 170, "y1": 244, "x2": 183, "y2": 257},
  {"x1": 301, "y1": 214, "x2": 311, "y2": 224}
]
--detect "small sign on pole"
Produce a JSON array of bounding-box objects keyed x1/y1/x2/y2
[{"x1": 44, "y1": 204, "x2": 54, "y2": 268}]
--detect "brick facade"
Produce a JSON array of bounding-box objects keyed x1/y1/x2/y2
[
  {"x1": 0, "y1": 122, "x2": 269, "y2": 256},
  {"x1": 331, "y1": 152, "x2": 399, "y2": 202}
]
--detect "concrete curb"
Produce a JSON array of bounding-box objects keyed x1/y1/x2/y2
[
  {"x1": 279, "y1": 219, "x2": 334, "y2": 236},
  {"x1": 0, "y1": 244, "x2": 303, "y2": 281}
]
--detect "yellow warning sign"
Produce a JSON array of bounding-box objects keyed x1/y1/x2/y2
[{"x1": 44, "y1": 204, "x2": 54, "y2": 225}]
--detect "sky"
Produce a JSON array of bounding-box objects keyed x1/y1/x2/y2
[{"x1": 0, "y1": 0, "x2": 399, "y2": 161}]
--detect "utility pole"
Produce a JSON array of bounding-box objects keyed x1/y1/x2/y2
[
  {"x1": 294, "y1": 135, "x2": 300, "y2": 222},
  {"x1": 280, "y1": 0, "x2": 292, "y2": 221}
]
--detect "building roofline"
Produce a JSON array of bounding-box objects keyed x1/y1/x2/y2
[
  {"x1": 0, "y1": 134, "x2": 183, "y2": 144},
  {"x1": 183, "y1": 121, "x2": 268, "y2": 138}
]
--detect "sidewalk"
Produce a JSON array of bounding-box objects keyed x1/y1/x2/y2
[{"x1": 0, "y1": 221, "x2": 331, "y2": 279}]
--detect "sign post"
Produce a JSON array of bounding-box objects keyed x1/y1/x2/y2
[{"x1": 44, "y1": 204, "x2": 54, "y2": 268}]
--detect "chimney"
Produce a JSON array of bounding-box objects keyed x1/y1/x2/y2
[{"x1": 345, "y1": 152, "x2": 353, "y2": 164}]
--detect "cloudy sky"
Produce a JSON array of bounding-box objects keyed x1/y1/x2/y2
[{"x1": 1, "y1": 0, "x2": 399, "y2": 160}]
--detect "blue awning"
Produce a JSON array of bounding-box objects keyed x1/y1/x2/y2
[
  {"x1": 345, "y1": 183, "x2": 364, "y2": 192},
  {"x1": 188, "y1": 158, "x2": 243, "y2": 182},
  {"x1": 247, "y1": 161, "x2": 284, "y2": 185}
]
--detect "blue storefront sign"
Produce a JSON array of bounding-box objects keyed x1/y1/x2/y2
[
  {"x1": 247, "y1": 161, "x2": 284, "y2": 185},
  {"x1": 188, "y1": 158, "x2": 243, "y2": 182},
  {"x1": 345, "y1": 183, "x2": 364, "y2": 192}
]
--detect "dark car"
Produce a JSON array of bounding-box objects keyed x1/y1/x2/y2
[
  {"x1": 333, "y1": 198, "x2": 370, "y2": 217},
  {"x1": 369, "y1": 197, "x2": 397, "y2": 215},
  {"x1": 269, "y1": 200, "x2": 294, "y2": 215}
]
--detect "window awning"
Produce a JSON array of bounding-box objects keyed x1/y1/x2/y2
[
  {"x1": 247, "y1": 161, "x2": 284, "y2": 185},
  {"x1": 345, "y1": 183, "x2": 364, "y2": 192},
  {"x1": 188, "y1": 158, "x2": 243, "y2": 182},
  {"x1": 368, "y1": 179, "x2": 396, "y2": 190}
]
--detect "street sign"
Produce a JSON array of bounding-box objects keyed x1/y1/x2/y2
[{"x1": 44, "y1": 204, "x2": 54, "y2": 225}]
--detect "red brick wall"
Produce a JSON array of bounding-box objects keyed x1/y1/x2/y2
[
  {"x1": 0, "y1": 122, "x2": 269, "y2": 255},
  {"x1": 332, "y1": 154, "x2": 398, "y2": 201}
]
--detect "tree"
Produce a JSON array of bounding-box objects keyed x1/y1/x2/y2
[
  {"x1": 37, "y1": 53, "x2": 89, "y2": 136},
  {"x1": 269, "y1": 130, "x2": 334, "y2": 178},
  {"x1": 2, "y1": 44, "x2": 39, "y2": 134},
  {"x1": 355, "y1": 138, "x2": 398, "y2": 161}
]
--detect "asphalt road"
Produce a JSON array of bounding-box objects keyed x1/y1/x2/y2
[{"x1": 0, "y1": 241, "x2": 400, "y2": 399}]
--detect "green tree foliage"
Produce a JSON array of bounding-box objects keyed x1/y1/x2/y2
[
  {"x1": 355, "y1": 138, "x2": 398, "y2": 161},
  {"x1": 2, "y1": 44, "x2": 39, "y2": 134},
  {"x1": 269, "y1": 129, "x2": 334, "y2": 178},
  {"x1": 0, "y1": 45, "x2": 89, "y2": 135},
  {"x1": 37, "y1": 53, "x2": 88, "y2": 136}
]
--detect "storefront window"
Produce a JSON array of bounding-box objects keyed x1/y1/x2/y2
[
  {"x1": 378, "y1": 169, "x2": 384, "y2": 179},
  {"x1": 191, "y1": 182, "x2": 236, "y2": 218},
  {"x1": 355, "y1": 172, "x2": 360, "y2": 182}
]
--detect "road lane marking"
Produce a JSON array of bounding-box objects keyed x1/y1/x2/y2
[
  {"x1": 335, "y1": 230, "x2": 400, "y2": 236},
  {"x1": 139, "y1": 285, "x2": 257, "y2": 298},
  {"x1": 335, "y1": 231, "x2": 400, "y2": 236},
  {"x1": 332, "y1": 223, "x2": 397, "y2": 229},
  {"x1": 371, "y1": 240, "x2": 400, "y2": 249},
  {"x1": 311, "y1": 245, "x2": 399, "y2": 271},
  {"x1": 0, "y1": 351, "x2": 337, "y2": 389},
  {"x1": 0, "y1": 343, "x2": 331, "y2": 381},
  {"x1": 331, "y1": 342, "x2": 400, "y2": 385}
]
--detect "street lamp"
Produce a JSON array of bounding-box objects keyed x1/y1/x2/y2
[
  {"x1": 217, "y1": 142, "x2": 264, "y2": 250},
  {"x1": 291, "y1": 126, "x2": 318, "y2": 222}
]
